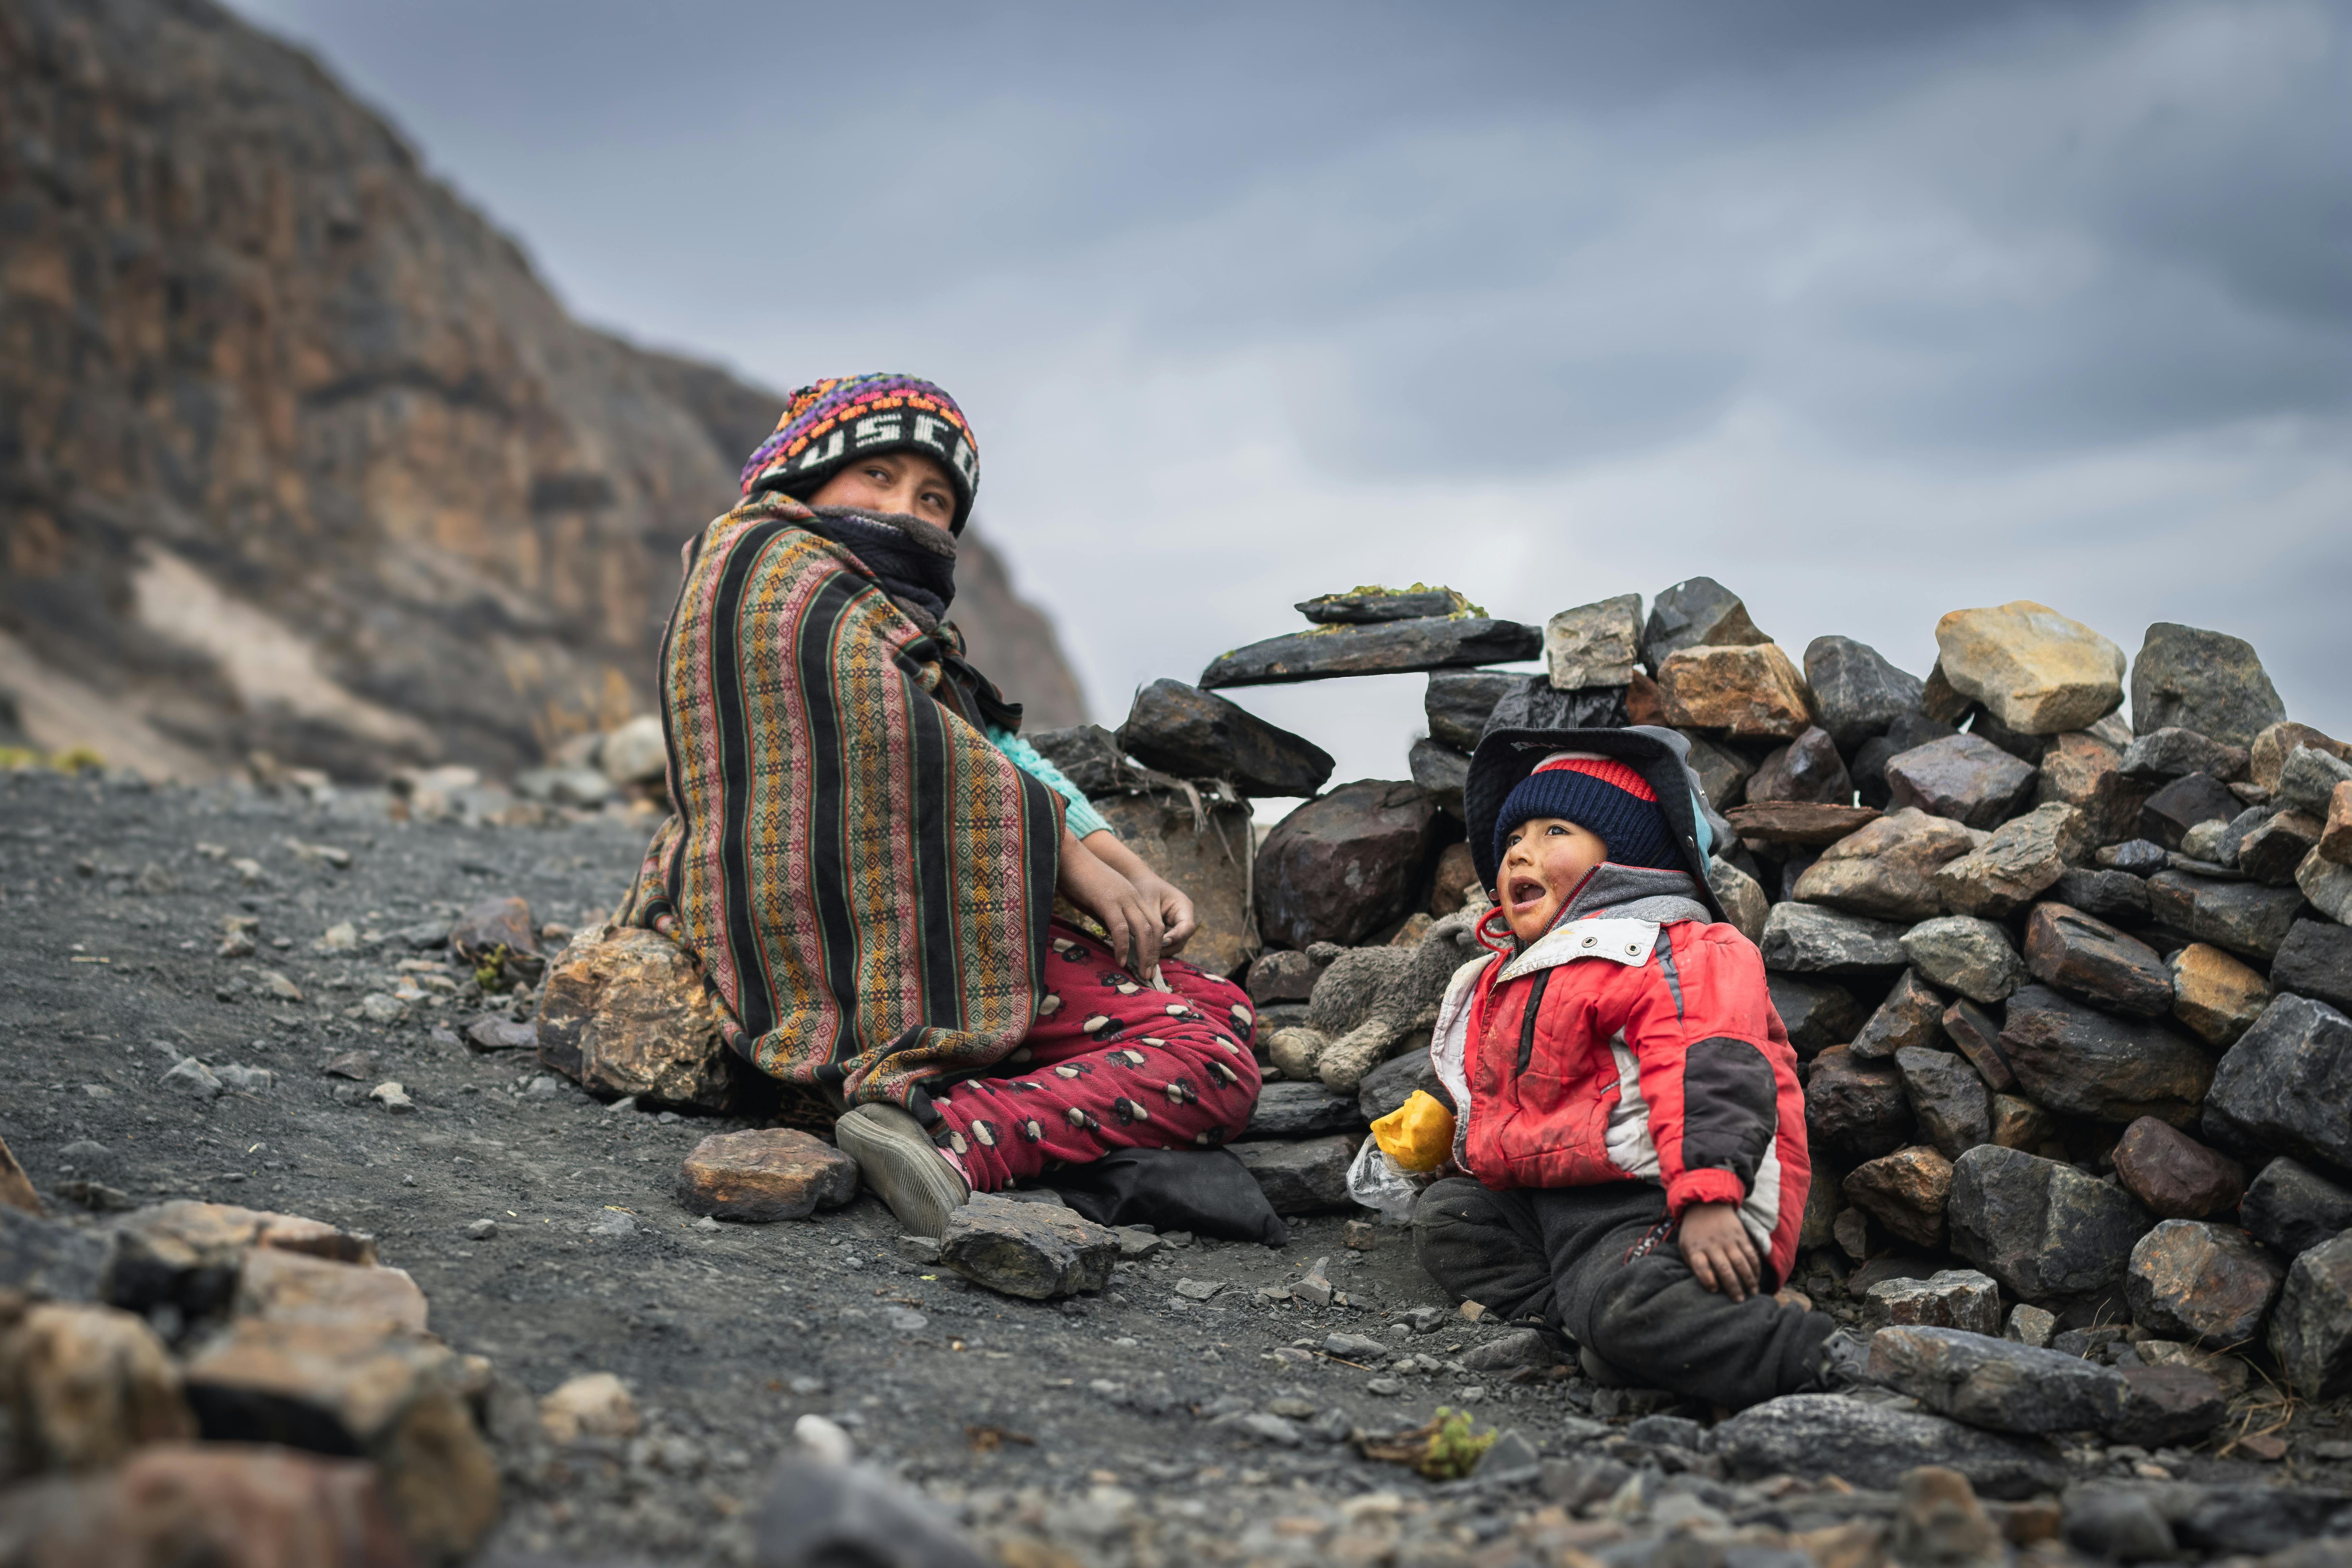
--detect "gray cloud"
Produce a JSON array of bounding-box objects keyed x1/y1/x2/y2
[{"x1": 229, "y1": 0, "x2": 2352, "y2": 780}]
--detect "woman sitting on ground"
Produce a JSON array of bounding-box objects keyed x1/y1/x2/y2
[{"x1": 619, "y1": 374, "x2": 1263, "y2": 1236}]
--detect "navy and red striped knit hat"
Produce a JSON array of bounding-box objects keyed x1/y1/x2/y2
[
  {"x1": 1493, "y1": 750, "x2": 1679, "y2": 871},
  {"x1": 740, "y1": 374, "x2": 980, "y2": 533}
]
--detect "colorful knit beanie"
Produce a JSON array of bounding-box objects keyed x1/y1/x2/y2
[
  {"x1": 740, "y1": 374, "x2": 980, "y2": 533},
  {"x1": 1493, "y1": 751, "x2": 1679, "y2": 871}
]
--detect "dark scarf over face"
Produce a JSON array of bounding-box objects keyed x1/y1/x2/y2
[
  {"x1": 790, "y1": 503, "x2": 1024, "y2": 734},
  {"x1": 794, "y1": 505, "x2": 960, "y2": 632}
]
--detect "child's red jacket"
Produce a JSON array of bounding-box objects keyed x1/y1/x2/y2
[{"x1": 1429, "y1": 865, "x2": 1811, "y2": 1291}]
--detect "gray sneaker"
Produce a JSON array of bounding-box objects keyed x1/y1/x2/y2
[
  {"x1": 1812, "y1": 1328, "x2": 1881, "y2": 1392},
  {"x1": 834, "y1": 1104, "x2": 971, "y2": 1239},
  {"x1": 1579, "y1": 1344, "x2": 1639, "y2": 1388}
]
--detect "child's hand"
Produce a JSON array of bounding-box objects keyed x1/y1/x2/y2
[{"x1": 1678, "y1": 1202, "x2": 1761, "y2": 1302}]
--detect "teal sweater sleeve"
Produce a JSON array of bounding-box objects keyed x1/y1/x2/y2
[{"x1": 988, "y1": 725, "x2": 1112, "y2": 840}]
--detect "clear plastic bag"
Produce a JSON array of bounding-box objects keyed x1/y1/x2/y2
[{"x1": 1346, "y1": 1132, "x2": 1432, "y2": 1225}]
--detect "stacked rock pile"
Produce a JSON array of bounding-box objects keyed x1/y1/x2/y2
[
  {"x1": 1023, "y1": 578, "x2": 2352, "y2": 1452},
  {"x1": 0, "y1": 1193, "x2": 510, "y2": 1563},
  {"x1": 521, "y1": 573, "x2": 2352, "y2": 1488}
]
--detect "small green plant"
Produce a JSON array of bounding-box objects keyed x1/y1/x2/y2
[
  {"x1": 51, "y1": 745, "x2": 105, "y2": 773},
  {"x1": 473, "y1": 944, "x2": 511, "y2": 993},
  {"x1": 1418, "y1": 1406, "x2": 1497, "y2": 1480}
]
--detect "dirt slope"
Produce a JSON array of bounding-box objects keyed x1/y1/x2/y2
[{"x1": 0, "y1": 0, "x2": 1084, "y2": 784}]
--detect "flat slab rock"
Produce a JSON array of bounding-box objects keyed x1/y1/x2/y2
[
  {"x1": 1868, "y1": 1324, "x2": 2128, "y2": 1435},
  {"x1": 937, "y1": 1194, "x2": 1119, "y2": 1300},
  {"x1": 1199, "y1": 617, "x2": 1540, "y2": 689},
  {"x1": 1296, "y1": 588, "x2": 1467, "y2": 624},
  {"x1": 1230, "y1": 1135, "x2": 1354, "y2": 1214},
  {"x1": 1244, "y1": 1081, "x2": 1366, "y2": 1139},
  {"x1": 1712, "y1": 1393, "x2": 2065, "y2": 1499},
  {"x1": 1760, "y1": 903, "x2": 1910, "y2": 977},
  {"x1": 675, "y1": 1128, "x2": 858, "y2": 1222},
  {"x1": 1726, "y1": 802, "x2": 1882, "y2": 848}
]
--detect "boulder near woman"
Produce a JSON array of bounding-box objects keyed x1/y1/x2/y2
[{"x1": 619, "y1": 374, "x2": 1262, "y2": 1236}]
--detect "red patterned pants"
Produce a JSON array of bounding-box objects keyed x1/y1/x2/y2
[{"x1": 927, "y1": 919, "x2": 1263, "y2": 1191}]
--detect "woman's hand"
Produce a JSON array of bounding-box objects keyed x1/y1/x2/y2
[
  {"x1": 1678, "y1": 1202, "x2": 1762, "y2": 1302},
  {"x1": 1082, "y1": 831, "x2": 1197, "y2": 956},
  {"x1": 1057, "y1": 827, "x2": 1161, "y2": 977},
  {"x1": 1130, "y1": 870, "x2": 1197, "y2": 957}
]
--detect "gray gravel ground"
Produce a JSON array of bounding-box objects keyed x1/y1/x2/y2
[{"x1": 4, "y1": 766, "x2": 2346, "y2": 1567}]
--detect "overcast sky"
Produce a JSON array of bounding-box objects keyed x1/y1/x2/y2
[{"x1": 230, "y1": 0, "x2": 2351, "y2": 793}]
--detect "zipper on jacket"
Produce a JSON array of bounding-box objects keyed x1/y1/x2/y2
[{"x1": 1514, "y1": 968, "x2": 1554, "y2": 1073}]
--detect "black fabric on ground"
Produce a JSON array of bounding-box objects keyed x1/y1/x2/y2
[
  {"x1": 1040, "y1": 1147, "x2": 1288, "y2": 1246},
  {"x1": 1411, "y1": 1176, "x2": 1834, "y2": 1410}
]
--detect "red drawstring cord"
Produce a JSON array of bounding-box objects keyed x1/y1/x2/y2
[{"x1": 1479, "y1": 862, "x2": 1602, "y2": 955}]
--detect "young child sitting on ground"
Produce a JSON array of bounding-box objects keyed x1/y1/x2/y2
[{"x1": 1410, "y1": 725, "x2": 1861, "y2": 1410}]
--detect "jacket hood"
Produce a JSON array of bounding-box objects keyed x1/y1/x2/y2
[{"x1": 1466, "y1": 724, "x2": 1728, "y2": 925}]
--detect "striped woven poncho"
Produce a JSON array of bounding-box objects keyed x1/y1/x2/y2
[{"x1": 619, "y1": 494, "x2": 1065, "y2": 1114}]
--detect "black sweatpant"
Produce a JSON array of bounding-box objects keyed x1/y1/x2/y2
[{"x1": 1411, "y1": 1176, "x2": 1834, "y2": 1411}]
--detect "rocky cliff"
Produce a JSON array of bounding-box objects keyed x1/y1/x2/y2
[{"x1": 0, "y1": 0, "x2": 1086, "y2": 781}]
